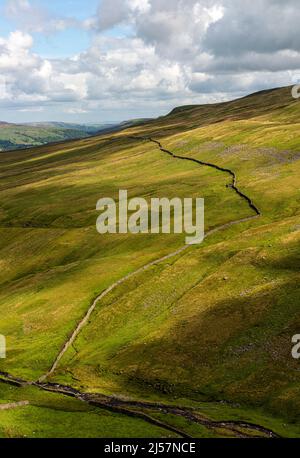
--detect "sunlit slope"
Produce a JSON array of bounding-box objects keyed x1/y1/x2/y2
[
  {"x1": 0, "y1": 85, "x2": 299, "y2": 432},
  {"x1": 51, "y1": 86, "x2": 300, "y2": 423},
  {"x1": 0, "y1": 132, "x2": 249, "y2": 380}
]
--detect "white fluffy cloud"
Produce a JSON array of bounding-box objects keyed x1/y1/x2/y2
[
  {"x1": 0, "y1": 31, "x2": 88, "y2": 108},
  {"x1": 1, "y1": 0, "x2": 300, "y2": 120},
  {"x1": 0, "y1": 29, "x2": 190, "y2": 115}
]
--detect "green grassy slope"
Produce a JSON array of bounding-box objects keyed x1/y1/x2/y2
[
  {"x1": 0, "y1": 135, "x2": 249, "y2": 381},
  {"x1": 0, "y1": 85, "x2": 300, "y2": 437},
  {"x1": 0, "y1": 382, "x2": 178, "y2": 438}
]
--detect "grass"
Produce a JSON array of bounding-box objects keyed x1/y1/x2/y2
[
  {"x1": 0, "y1": 136, "x2": 247, "y2": 380},
  {"x1": 0, "y1": 85, "x2": 299, "y2": 437},
  {"x1": 0, "y1": 382, "x2": 177, "y2": 438}
]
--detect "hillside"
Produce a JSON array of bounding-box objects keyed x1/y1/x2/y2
[{"x1": 0, "y1": 85, "x2": 299, "y2": 438}]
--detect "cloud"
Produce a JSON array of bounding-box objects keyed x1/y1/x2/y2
[
  {"x1": 0, "y1": 31, "x2": 87, "y2": 107},
  {"x1": 17, "y1": 106, "x2": 44, "y2": 112},
  {"x1": 204, "y1": 0, "x2": 300, "y2": 56},
  {"x1": 1, "y1": 0, "x2": 300, "y2": 120},
  {"x1": 78, "y1": 0, "x2": 300, "y2": 108},
  {"x1": 0, "y1": 29, "x2": 189, "y2": 115},
  {"x1": 135, "y1": 0, "x2": 223, "y2": 60},
  {"x1": 4, "y1": 0, "x2": 78, "y2": 33},
  {"x1": 86, "y1": 0, "x2": 132, "y2": 31},
  {"x1": 87, "y1": 0, "x2": 223, "y2": 61},
  {"x1": 64, "y1": 107, "x2": 89, "y2": 114}
]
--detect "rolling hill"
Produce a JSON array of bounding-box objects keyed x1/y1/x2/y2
[
  {"x1": 0, "y1": 120, "x2": 153, "y2": 152},
  {"x1": 0, "y1": 85, "x2": 299, "y2": 438},
  {"x1": 0, "y1": 121, "x2": 119, "y2": 152},
  {"x1": 0, "y1": 122, "x2": 96, "y2": 152}
]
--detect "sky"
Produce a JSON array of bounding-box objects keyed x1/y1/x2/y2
[{"x1": 0, "y1": 0, "x2": 300, "y2": 123}]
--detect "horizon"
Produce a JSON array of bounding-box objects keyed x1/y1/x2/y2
[
  {"x1": 0, "y1": 84, "x2": 292, "y2": 125},
  {"x1": 0, "y1": 0, "x2": 300, "y2": 123}
]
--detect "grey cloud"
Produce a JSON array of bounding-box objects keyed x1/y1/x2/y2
[
  {"x1": 187, "y1": 71, "x2": 294, "y2": 108},
  {"x1": 89, "y1": 0, "x2": 131, "y2": 31},
  {"x1": 200, "y1": 51, "x2": 300, "y2": 73},
  {"x1": 204, "y1": 0, "x2": 300, "y2": 56}
]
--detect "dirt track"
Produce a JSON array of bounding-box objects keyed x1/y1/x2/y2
[{"x1": 0, "y1": 401, "x2": 29, "y2": 411}]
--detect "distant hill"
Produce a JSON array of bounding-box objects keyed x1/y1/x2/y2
[
  {"x1": 26, "y1": 122, "x2": 116, "y2": 134},
  {"x1": 0, "y1": 121, "x2": 121, "y2": 152},
  {"x1": 0, "y1": 121, "x2": 14, "y2": 127},
  {"x1": 0, "y1": 119, "x2": 155, "y2": 152}
]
